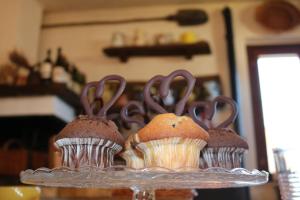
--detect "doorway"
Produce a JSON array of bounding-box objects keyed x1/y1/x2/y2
[{"x1": 247, "y1": 44, "x2": 300, "y2": 172}]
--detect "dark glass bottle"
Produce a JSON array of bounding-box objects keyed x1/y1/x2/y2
[
  {"x1": 64, "y1": 59, "x2": 72, "y2": 89},
  {"x1": 52, "y1": 47, "x2": 67, "y2": 84},
  {"x1": 81, "y1": 72, "x2": 87, "y2": 86},
  {"x1": 40, "y1": 49, "x2": 52, "y2": 85},
  {"x1": 28, "y1": 63, "x2": 41, "y2": 85},
  {"x1": 72, "y1": 66, "x2": 81, "y2": 94}
]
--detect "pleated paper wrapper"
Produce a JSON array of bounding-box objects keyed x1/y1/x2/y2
[{"x1": 55, "y1": 138, "x2": 122, "y2": 168}]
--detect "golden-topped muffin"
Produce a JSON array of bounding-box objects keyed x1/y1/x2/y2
[{"x1": 134, "y1": 113, "x2": 209, "y2": 169}]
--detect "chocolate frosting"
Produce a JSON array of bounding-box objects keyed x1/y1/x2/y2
[
  {"x1": 143, "y1": 75, "x2": 167, "y2": 114},
  {"x1": 206, "y1": 129, "x2": 248, "y2": 149},
  {"x1": 80, "y1": 75, "x2": 126, "y2": 118},
  {"x1": 189, "y1": 96, "x2": 248, "y2": 149},
  {"x1": 95, "y1": 75, "x2": 126, "y2": 117},
  {"x1": 80, "y1": 81, "x2": 99, "y2": 117},
  {"x1": 160, "y1": 70, "x2": 196, "y2": 116},
  {"x1": 121, "y1": 101, "x2": 146, "y2": 128},
  {"x1": 55, "y1": 115, "x2": 125, "y2": 146},
  {"x1": 143, "y1": 70, "x2": 196, "y2": 116},
  {"x1": 206, "y1": 96, "x2": 238, "y2": 129},
  {"x1": 188, "y1": 101, "x2": 210, "y2": 130},
  {"x1": 188, "y1": 96, "x2": 238, "y2": 129}
]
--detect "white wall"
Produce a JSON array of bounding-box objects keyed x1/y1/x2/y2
[
  {"x1": 231, "y1": 1, "x2": 300, "y2": 170},
  {"x1": 39, "y1": 1, "x2": 300, "y2": 174},
  {"x1": 39, "y1": 3, "x2": 231, "y2": 95},
  {"x1": 0, "y1": 0, "x2": 43, "y2": 64},
  {"x1": 0, "y1": 0, "x2": 19, "y2": 63}
]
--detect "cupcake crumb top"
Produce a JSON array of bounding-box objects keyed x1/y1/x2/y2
[
  {"x1": 136, "y1": 113, "x2": 209, "y2": 143},
  {"x1": 55, "y1": 115, "x2": 125, "y2": 146}
]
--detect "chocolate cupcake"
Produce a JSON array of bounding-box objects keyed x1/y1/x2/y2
[
  {"x1": 120, "y1": 101, "x2": 146, "y2": 169},
  {"x1": 55, "y1": 75, "x2": 126, "y2": 169},
  {"x1": 134, "y1": 70, "x2": 209, "y2": 169},
  {"x1": 189, "y1": 96, "x2": 249, "y2": 169}
]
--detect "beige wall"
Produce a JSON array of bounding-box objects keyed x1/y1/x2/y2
[
  {"x1": 39, "y1": 1, "x2": 300, "y2": 176},
  {"x1": 231, "y1": 1, "x2": 300, "y2": 170},
  {"x1": 39, "y1": 3, "x2": 230, "y2": 94},
  {"x1": 0, "y1": 0, "x2": 43, "y2": 64},
  {"x1": 0, "y1": 0, "x2": 298, "y2": 199},
  {"x1": 0, "y1": 0, "x2": 19, "y2": 63}
]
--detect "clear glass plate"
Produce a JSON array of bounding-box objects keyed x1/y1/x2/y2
[{"x1": 20, "y1": 165, "x2": 269, "y2": 190}]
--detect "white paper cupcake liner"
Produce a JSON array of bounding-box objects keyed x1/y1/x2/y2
[
  {"x1": 121, "y1": 149, "x2": 144, "y2": 169},
  {"x1": 136, "y1": 137, "x2": 207, "y2": 169},
  {"x1": 55, "y1": 138, "x2": 122, "y2": 169},
  {"x1": 201, "y1": 147, "x2": 246, "y2": 169}
]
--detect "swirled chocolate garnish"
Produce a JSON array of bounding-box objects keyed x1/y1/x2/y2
[
  {"x1": 80, "y1": 75, "x2": 126, "y2": 119},
  {"x1": 143, "y1": 70, "x2": 196, "y2": 116},
  {"x1": 160, "y1": 70, "x2": 196, "y2": 116},
  {"x1": 121, "y1": 100, "x2": 146, "y2": 128}
]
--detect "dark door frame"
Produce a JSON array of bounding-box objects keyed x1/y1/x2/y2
[{"x1": 247, "y1": 44, "x2": 300, "y2": 171}]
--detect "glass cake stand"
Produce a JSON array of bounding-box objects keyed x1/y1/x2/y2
[{"x1": 21, "y1": 165, "x2": 269, "y2": 200}]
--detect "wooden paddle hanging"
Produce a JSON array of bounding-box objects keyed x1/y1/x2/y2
[{"x1": 42, "y1": 9, "x2": 208, "y2": 29}]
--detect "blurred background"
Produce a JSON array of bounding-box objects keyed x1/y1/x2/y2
[{"x1": 0, "y1": 0, "x2": 300, "y2": 199}]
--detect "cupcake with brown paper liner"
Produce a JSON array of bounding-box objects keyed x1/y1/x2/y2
[
  {"x1": 189, "y1": 96, "x2": 248, "y2": 169},
  {"x1": 134, "y1": 70, "x2": 209, "y2": 170},
  {"x1": 120, "y1": 101, "x2": 147, "y2": 169},
  {"x1": 55, "y1": 75, "x2": 126, "y2": 169}
]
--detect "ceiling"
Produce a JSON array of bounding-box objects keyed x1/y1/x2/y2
[{"x1": 38, "y1": 0, "x2": 261, "y2": 12}]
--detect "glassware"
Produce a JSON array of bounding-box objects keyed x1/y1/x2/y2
[
  {"x1": 274, "y1": 148, "x2": 300, "y2": 200},
  {"x1": 21, "y1": 166, "x2": 268, "y2": 200}
]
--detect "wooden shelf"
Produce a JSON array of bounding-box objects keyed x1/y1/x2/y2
[
  {"x1": 103, "y1": 41, "x2": 211, "y2": 62},
  {"x1": 0, "y1": 84, "x2": 81, "y2": 109},
  {"x1": 0, "y1": 84, "x2": 81, "y2": 122}
]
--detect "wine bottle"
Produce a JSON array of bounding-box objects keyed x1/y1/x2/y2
[
  {"x1": 81, "y1": 72, "x2": 87, "y2": 86},
  {"x1": 71, "y1": 66, "x2": 80, "y2": 94},
  {"x1": 40, "y1": 49, "x2": 53, "y2": 85},
  {"x1": 63, "y1": 56, "x2": 72, "y2": 89},
  {"x1": 28, "y1": 63, "x2": 41, "y2": 85},
  {"x1": 78, "y1": 71, "x2": 85, "y2": 91},
  {"x1": 67, "y1": 64, "x2": 74, "y2": 90},
  {"x1": 52, "y1": 47, "x2": 67, "y2": 84}
]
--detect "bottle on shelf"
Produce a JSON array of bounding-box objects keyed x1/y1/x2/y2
[
  {"x1": 9, "y1": 50, "x2": 31, "y2": 86},
  {"x1": 64, "y1": 59, "x2": 72, "y2": 89},
  {"x1": 81, "y1": 72, "x2": 87, "y2": 87},
  {"x1": 52, "y1": 47, "x2": 67, "y2": 84},
  {"x1": 71, "y1": 65, "x2": 83, "y2": 94},
  {"x1": 15, "y1": 66, "x2": 30, "y2": 86},
  {"x1": 67, "y1": 64, "x2": 74, "y2": 90},
  {"x1": 28, "y1": 62, "x2": 41, "y2": 85},
  {"x1": 40, "y1": 49, "x2": 53, "y2": 85},
  {"x1": 78, "y1": 71, "x2": 86, "y2": 92}
]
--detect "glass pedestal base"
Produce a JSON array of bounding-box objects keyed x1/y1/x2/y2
[
  {"x1": 131, "y1": 188, "x2": 155, "y2": 200},
  {"x1": 20, "y1": 166, "x2": 268, "y2": 200}
]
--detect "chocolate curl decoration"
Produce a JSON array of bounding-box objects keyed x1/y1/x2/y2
[
  {"x1": 107, "y1": 113, "x2": 131, "y2": 130},
  {"x1": 207, "y1": 95, "x2": 238, "y2": 129},
  {"x1": 121, "y1": 101, "x2": 146, "y2": 128},
  {"x1": 188, "y1": 101, "x2": 210, "y2": 131},
  {"x1": 107, "y1": 113, "x2": 119, "y2": 121},
  {"x1": 143, "y1": 75, "x2": 167, "y2": 114},
  {"x1": 160, "y1": 70, "x2": 196, "y2": 116},
  {"x1": 95, "y1": 75, "x2": 126, "y2": 118},
  {"x1": 80, "y1": 81, "x2": 99, "y2": 117},
  {"x1": 90, "y1": 98, "x2": 103, "y2": 115}
]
